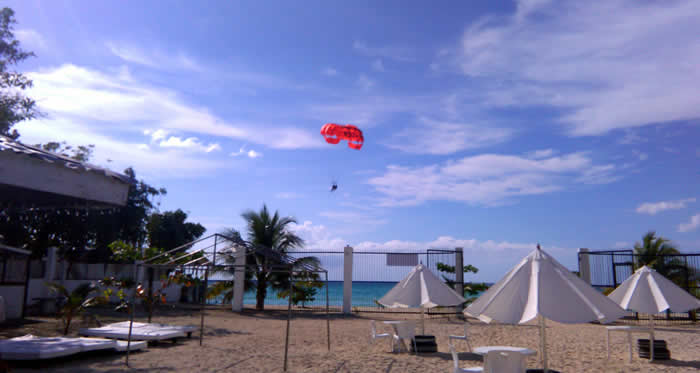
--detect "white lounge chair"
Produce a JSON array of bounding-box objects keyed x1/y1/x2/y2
[
  {"x1": 79, "y1": 321, "x2": 197, "y2": 342},
  {"x1": 0, "y1": 335, "x2": 146, "y2": 360},
  {"x1": 369, "y1": 320, "x2": 392, "y2": 351},
  {"x1": 392, "y1": 321, "x2": 418, "y2": 354},
  {"x1": 449, "y1": 322, "x2": 472, "y2": 352},
  {"x1": 483, "y1": 350, "x2": 527, "y2": 373},
  {"x1": 449, "y1": 343, "x2": 483, "y2": 373}
]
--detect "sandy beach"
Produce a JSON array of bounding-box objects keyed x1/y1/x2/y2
[{"x1": 2, "y1": 306, "x2": 699, "y2": 373}]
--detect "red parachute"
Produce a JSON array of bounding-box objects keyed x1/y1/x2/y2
[{"x1": 320, "y1": 123, "x2": 364, "y2": 150}]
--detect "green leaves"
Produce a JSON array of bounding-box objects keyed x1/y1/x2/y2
[{"x1": 47, "y1": 281, "x2": 103, "y2": 335}]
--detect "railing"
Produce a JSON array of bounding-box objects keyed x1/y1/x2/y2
[{"x1": 580, "y1": 250, "x2": 699, "y2": 324}]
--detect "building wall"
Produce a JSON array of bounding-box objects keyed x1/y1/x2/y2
[{"x1": 0, "y1": 285, "x2": 25, "y2": 319}]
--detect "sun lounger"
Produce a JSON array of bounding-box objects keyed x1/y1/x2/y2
[
  {"x1": 79, "y1": 321, "x2": 197, "y2": 341},
  {"x1": 0, "y1": 335, "x2": 147, "y2": 360}
]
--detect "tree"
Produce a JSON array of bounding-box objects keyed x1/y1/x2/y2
[
  {"x1": 242, "y1": 205, "x2": 319, "y2": 310},
  {"x1": 47, "y1": 282, "x2": 105, "y2": 335},
  {"x1": 633, "y1": 231, "x2": 694, "y2": 320},
  {"x1": 147, "y1": 209, "x2": 205, "y2": 251},
  {"x1": 276, "y1": 271, "x2": 324, "y2": 308},
  {"x1": 436, "y1": 262, "x2": 490, "y2": 304},
  {"x1": 0, "y1": 7, "x2": 41, "y2": 139}
]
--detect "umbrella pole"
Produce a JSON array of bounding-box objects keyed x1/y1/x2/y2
[
  {"x1": 421, "y1": 308, "x2": 425, "y2": 335},
  {"x1": 650, "y1": 315, "x2": 655, "y2": 361},
  {"x1": 539, "y1": 314, "x2": 548, "y2": 373}
]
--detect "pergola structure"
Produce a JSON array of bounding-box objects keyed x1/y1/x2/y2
[
  {"x1": 0, "y1": 135, "x2": 132, "y2": 211},
  {"x1": 130, "y1": 233, "x2": 331, "y2": 371},
  {"x1": 0, "y1": 135, "x2": 133, "y2": 319}
]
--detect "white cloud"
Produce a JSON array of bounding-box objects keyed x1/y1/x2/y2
[
  {"x1": 230, "y1": 146, "x2": 262, "y2": 158},
  {"x1": 16, "y1": 29, "x2": 47, "y2": 51},
  {"x1": 158, "y1": 136, "x2": 221, "y2": 153},
  {"x1": 357, "y1": 74, "x2": 375, "y2": 91},
  {"x1": 321, "y1": 67, "x2": 338, "y2": 76},
  {"x1": 678, "y1": 214, "x2": 700, "y2": 233},
  {"x1": 372, "y1": 59, "x2": 385, "y2": 72},
  {"x1": 106, "y1": 42, "x2": 201, "y2": 71},
  {"x1": 247, "y1": 149, "x2": 262, "y2": 158},
  {"x1": 289, "y1": 221, "x2": 576, "y2": 281},
  {"x1": 385, "y1": 117, "x2": 512, "y2": 155},
  {"x1": 636, "y1": 198, "x2": 696, "y2": 215},
  {"x1": 619, "y1": 129, "x2": 647, "y2": 145},
  {"x1": 15, "y1": 118, "x2": 228, "y2": 179},
  {"x1": 447, "y1": 0, "x2": 700, "y2": 136},
  {"x1": 27, "y1": 64, "x2": 320, "y2": 150},
  {"x1": 352, "y1": 41, "x2": 414, "y2": 62},
  {"x1": 527, "y1": 149, "x2": 556, "y2": 159},
  {"x1": 368, "y1": 151, "x2": 619, "y2": 206}
]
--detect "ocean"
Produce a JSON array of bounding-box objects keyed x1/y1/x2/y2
[{"x1": 207, "y1": 280, "x2": 481, "y2": 307}]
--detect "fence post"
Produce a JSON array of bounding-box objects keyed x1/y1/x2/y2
[
  {"x1": 455, "y1": 247, "x2": 464, "y2": 313},
  {"x1": 232, "y1": 246, "x2": 246, "y2": 312},
  {"x1": 343, "y1": 245, "x2": 353, "y2": 315},
  {"x1": 578, "y1": 248, "x2": 591, "y2": 284},
  {"x1": 45, "y1": 247, "x2": 57, "y2": 287}
]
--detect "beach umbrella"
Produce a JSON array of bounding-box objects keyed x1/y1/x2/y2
[
  {"x1": 608, "y1": 266, "x2": 700, "y2": 360},
  {"x1": 465, "y1": 245, "x2": 627, "y2": 372},
  {"x1": 379, "y1": 264, "x2": 467, "y2": 335}
]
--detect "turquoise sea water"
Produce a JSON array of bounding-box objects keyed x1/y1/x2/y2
[{"x1": 208, "y1": 281, "x2": 480, "y2": 307}]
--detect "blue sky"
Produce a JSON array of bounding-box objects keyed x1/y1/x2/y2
[{"x1": 9, "y1": 0, "x2": 700, "y2": 281}]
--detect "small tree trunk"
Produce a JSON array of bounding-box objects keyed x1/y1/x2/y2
[
  {"x1": 256, "y1": 276, "x2": 267, "y2": 311},
  {"x1": 64, "y1": 315, "x2": 72, "y2": 335}
]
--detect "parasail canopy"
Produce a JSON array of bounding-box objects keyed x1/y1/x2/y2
[{"x1": 320, "y1": 123, "x2": 363, "y2": 150}]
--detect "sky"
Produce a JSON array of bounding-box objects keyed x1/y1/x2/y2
[{"x1": 8, "y1": 0, "x2": 700, "y2": 282}]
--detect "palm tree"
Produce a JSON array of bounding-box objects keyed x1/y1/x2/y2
[
  {"x1": 633, "y1": 231, "x2": 694, "y2": 319},
  {"x1": 47, "y1": 282, "x2": 105, "y2": 335},
  {"x1": 210, "y1": 206, "x2": 320, "y2": 310},
  {"x1": 633, "y1": 231, "x2": 686, "y2": 282}
]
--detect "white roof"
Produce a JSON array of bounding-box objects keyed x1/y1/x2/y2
[
  {"x1": 378, "y1": 264, "x2": 466, "y2": 308},
  {"x1": 608, "y1": 266, "x2": 700, "y2": 314},
  {"x1": 465, "y1": 247, "x2": 627, "y2": 324}
]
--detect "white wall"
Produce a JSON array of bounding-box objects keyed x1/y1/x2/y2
[
  {"x1": 27, "y1": 279, "x2": 184, "y2": 307},
  {"x1": 0, "y1": 285, "x2": 25, "y2": 319}
]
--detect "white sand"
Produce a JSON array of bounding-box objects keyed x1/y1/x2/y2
[{"x1": 6, "y1": 308, "x2": 700, "y2": 372}]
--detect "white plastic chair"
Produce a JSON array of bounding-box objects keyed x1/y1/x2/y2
[
  {"x1": 393, "y1": 321, "x2": 418, "y2": 354},
  {"x1": 448, "y1": 322, "x2": 472, "y2": 352},
  {"x1": 483, "y1": 350, "x2": 527, "y2": 373},
  {"x1": 449, "y1": 343, "x2": 483, "y2": 373},
  {"x1": 369, "y1": 320, "x2": 392, "y2": 351}
]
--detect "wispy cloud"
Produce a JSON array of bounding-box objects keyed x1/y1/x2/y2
[
  {"x1": 321, "y1": 67, "x2": 338, "y2": 76},
  {"x1": 678, "y1": 214, "x2": 700, "y2": 233},
  {"x1": 444, "y1": 0, "x2": 700, "y2": 136},
  {"x1": 353, "y1": 41, "x2": 415, "y2": 62},
  {"x1": 356, "y1": 74, "x2": 375, "y2": 91},
  {"x1": 368, "y1": 151, "x2": 619, "y2": 206},
  {"x1": 372, "y1": 59, "x2": 385, "y2": 72},
  {"x1": 230, "y1": 146, "x2": 262, "y2": 158},
  {"x1": 158, "y1": 136, "x2": 221, "y2": 153},
  {"x1": 16, "y1": 29, "x2": 47, "y2": 51},
  {"x1": 636, "y1": 198, "x2": 696, "y2": 215},
  {"x1": 289, "y1": 220, "x2": 575, "y2": 280},
  {"x1": 15, "y1": 118, "x2": 228, "y2": 179},
  {"x1": 28, "y1": 64, "x2": 320, "y2": 150},
  {"x1": 106, "y1": 42, "x2": 201, "y2": 71},
  {"x1": 385, "y1": 116, "x2": 512, "y2": 155}
]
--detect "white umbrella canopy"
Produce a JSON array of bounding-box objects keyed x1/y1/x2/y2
[
  {"x1": 608, "y1": 266, "x2": 700, "y2": 314},
  {"x1": 465, "y1": 245, "x2": 627, "y2": 372},
  {"x1": 607, "y1": 265, "x2": 700, "y2": 361},
  {"x1": 379, "y1": 264, "x2": 466, "y2": 334}
]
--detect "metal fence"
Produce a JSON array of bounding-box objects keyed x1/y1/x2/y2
[
  {"x1": 581, "y1": 249, "x2": 700, "y2": 324},
  {"x1": 209, "y1": 249, "x2": 463, "y2": 314}
]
